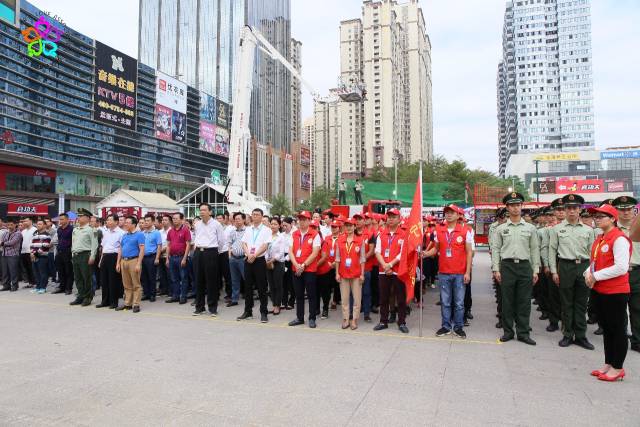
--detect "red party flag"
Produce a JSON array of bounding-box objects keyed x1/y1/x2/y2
[{"x1": 398, "y1": 170, "x2": 423, "y2": 303}]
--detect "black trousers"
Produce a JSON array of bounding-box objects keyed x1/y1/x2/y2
[
  {"x1": 595, "y1": 291, "x2": 629, "y2": 369},
  {"x1": 464, "y1": 271, "x2": 472, "y2": 314},
  {"x1": 283, "y1": 260, "x2": 295, "y2": 307},
  {"x1": 99, "y1": 253, "x2": 121, "y2": 307},
  {"x1": 266, "y1": 260, "x2": 285, "y2": 308},
  {"x1": 55, "y1": 249, "x2": 74, "y2": 292},
  {"x1": 379, "y1": 274, "x2": 407, "y2": 325},
  {"x1": 20, "y1": 253, "x2": 35, "y2": 285},
  {"x1": 157, "y1": 256, "x2": 169, "y2": 294},
  {"x1": 218, "y1": 251, "x2": 232, "y2": 298},
  {"x1": 193, "y1": 248, "x2": 219, "y2": 312},
  {"x1": 294, "y1": 272, "x2": 317, "y2": 321},
  {"x1": 244, "y1": 257, "x2": 269, "y2": 315},
  {"x1": 316, "y1": 270, "x2": 335, "y2": 314},
  {"x1": 370, "y1": 266, "x2": 379, "y2": 307}
]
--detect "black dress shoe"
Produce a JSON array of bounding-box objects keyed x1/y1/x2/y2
[
  {"x1": 115, "y1": 305, "x2": 132, "y2": 311},
  {"x1": 132, "y1": 306, "x2": 140, "y2": 313},
  {"x1": 559, "y1": 336, "x2": 573, "y2": 347},
  {"x1": 95, "y1": 303, "x2": 109, "y2": 308},
  {"x1": 546, "y1": 322, "x2": 559, "y2": 332},
  {"x1": 373, "y1": 323, "x2": 388, "y2": 331},
  {"x1": 0, "y1": 286, "x2": 10, "y2": 291},
  {"x1": 149, "y1": 296, "x2": 156, "y2": 302},
  {"x1": 495, "y1": 321, "x2": 503, "y2": 329},
  {"x1": 518, "y1": 336, "x2": 536, "y2": 346},
  {"x1": 165, "y1": 298, "x2": 178, "y2": 303},
  {"x1": 465, "y1": 312, "x2": 474, "y2": 320},
  {"x1": 179, "y1": 298, "x2": 187, "y2": 304},
  {"x1": 594, "y1": 327, "x2": 603, "y2": 335},
  {"x1": 587, "y1": 317, "x2": 597, "y2": 325},
  {"x1": 288, "y1": 319, "x2": 304, "y2": 327},
  {"x1": 574, "y1": 337, "x2": 595, "y2": 350},
  {"x1": 399, "y1": 324, "x2": 409, "y2": 334},
  {"x1": 237, "y1": 312, "x2": 253, "y2": 320},
  {"x1": 81, "y1": 299, "x2": 92, "y2": 307},
  {"x1": 69, "y1": 299, "x2": 83, "y2": 306},
  {"x1": 500, "y1": 334, "x2": 514, "y2": 342},
  {"x1": 52, "y1": 288, "x2": 65, "y2": 294},
  {"x1": 109, "y1": 305, "x2": 117, "y2": 309},
  {"x1": 226, "y1": 301, "x2": 238, "y2": 307},
  {"x1": 539, "y1": 313, "x2": 549, "y2": 320},
  {"x1": 308, "y1": 319, "x2": 316, "y2": 328}
]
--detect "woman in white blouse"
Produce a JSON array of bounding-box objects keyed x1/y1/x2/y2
[{"x1": 266, "y1": 217, "x2": 287, "y2": 315}]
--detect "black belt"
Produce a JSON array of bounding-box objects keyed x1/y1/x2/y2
[
  {"x1": 195, "y1": 247, "x2": 218, "y2": 252},
  {"x1": 502, "y1": 258, "x2": 529, "y2": 264},
  {"x1": 144, "y1": 253, "x2": 157, "y2": 257},
  {"x1": 231, "y1": 254, "x2": 245, "y2": 259},
  {"x1": 630, "y1": 265, "x2": 640, "y2": 271},
  {"x1": 72, "y1": 250, "x2": 90, "y2": 256},
  {"x1": 122, "y1": 256, "x2": 138, "y2": 261},
  {"x1": 559, "y1": 258, "x2": 589, "y2": 264}
]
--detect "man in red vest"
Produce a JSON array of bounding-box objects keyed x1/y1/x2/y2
[
  {"x1": 426, "y1": 204, "x2": 473, "y2": 339},
  {"x1": 288, "y1": 211, "x2": 322, "y2": 328},
  {"x1": 373, "y1": 209, "x2": 409, "y2": 333}
]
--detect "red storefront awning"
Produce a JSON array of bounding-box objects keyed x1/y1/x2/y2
[{"x1": 8, "y1": 203, "x2": 50, "y2": 216}]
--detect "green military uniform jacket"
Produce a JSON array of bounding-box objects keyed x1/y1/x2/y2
[
  {"x1": 618, "y1": 222, "x2": 640, "y2": 267},
  {"x1": 538, "y1": 226, "x2": 550, "y2": 269},
  {"x1": 548, "y1": 220, "x2": 595, "y2": 275},
  {"x1": 72, "y1": 224, "x2": 98, "y2": 260},
  {"x1": 491, "y1": 218, "x2": 540, "y2": 272}
]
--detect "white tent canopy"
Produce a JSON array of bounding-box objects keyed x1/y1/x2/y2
[{"x1": 96, "y1": 189, "x2": 180, "y2": 217}]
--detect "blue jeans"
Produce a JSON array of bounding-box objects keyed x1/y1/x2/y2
[
  {"x1": 141, "y1": 255, "x2": 158, "y2": 297},
  {"x1": 229, "y1": 255, "x2": 245, "y2": 303},
  {"x1": 439, "y1": 273, "x2": 465, "y2": 330},
  {"x1": 351, "y1": 271, "x2": 372, "y2": 316},
  {"x1": 168, "y1": 255, "x2": 188, "y2": 300},
  {"x1": 33, "y1": 256, "x2": 49, "y2": 290}
]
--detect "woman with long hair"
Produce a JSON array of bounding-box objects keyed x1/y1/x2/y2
[
  {"x1": 585, "y1": 204, "x2": 631, "y2": 382},
  {"x1": 281, "y1": 217, "x2": 295, "y2": 310}
]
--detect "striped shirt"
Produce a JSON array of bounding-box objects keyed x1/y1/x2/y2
[{"x1": 30, "y1": 231, "x2": 52, "y2": 257}]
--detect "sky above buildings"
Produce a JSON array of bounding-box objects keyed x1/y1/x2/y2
[{"x1": 30, "y1": 0, "x2": 640, "y2": 174}]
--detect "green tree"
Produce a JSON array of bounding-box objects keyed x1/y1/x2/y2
[
  {"x1": 269, "y1": 193, "x2": 293, "y2": 217},
  {"x1": 296, "y1": 186, "x2": 334, "y2": 212}
]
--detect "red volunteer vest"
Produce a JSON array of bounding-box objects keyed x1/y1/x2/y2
[
  {"x1": 435, "y1": 224, "x2": 468, "y2": 275},
  {"x1": 292, "y1": 228, "x2": 320, "y2": 273},
  {"x1": 363, "y1": 227, "x2": 378, "y2": 272},
  {"x1": 317, "y1": 235, "x2": 339, "y2": 275},
  {"x1": 378, "y1": 227, "x2": 404, "y2": 274},
  {"x1": 591, "y1": 227, "x2": 631, "y2": 294},
  {"x1": 336, "y1": 234, "x2": 364, "y2": 279}
]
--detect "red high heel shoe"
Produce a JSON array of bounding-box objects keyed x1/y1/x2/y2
[
  {"x1": 598, "y1": 369, "x2": 625, "y2": 382},
  {"x1": 591, "y1": 369, "x2": 605, "y2": 377}
]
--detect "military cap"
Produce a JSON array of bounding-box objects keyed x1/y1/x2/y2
[
  {"x1": 77, "y1": 208, "x2": 93, "y2": 217},
  {"x1": 598, "y1": 199, "x2": 614, "y2": 208},
  {"x1": 579, "y1": 209, "x2": 592, "y2": 218},
  {"x1": 561, "y1": 193, "x2": 584, "y2": 207},
  {"x1": 612, "y1": 195, "x2": 638, "y2": 209},
  {"x1": 550, "y1": 198, "x2": 565, "y2": 209},
  {"x1": 502, "y1": 192, "x2": 525, "y2": 205}
]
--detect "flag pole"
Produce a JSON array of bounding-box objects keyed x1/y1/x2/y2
[{"x1": 419, "y1": 160, "x2": 424, "y2": 338}]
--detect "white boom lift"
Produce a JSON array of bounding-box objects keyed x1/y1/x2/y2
[{"x1": 223, "y1": 25, "x2": 365, "y2": 214}]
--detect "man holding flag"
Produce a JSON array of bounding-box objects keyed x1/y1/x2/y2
[{"x1": 425, "y1": 205, "x2": 473, "y2": 339}]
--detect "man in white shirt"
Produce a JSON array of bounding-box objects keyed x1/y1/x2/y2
[
  {"x1": 20, "y1": 218, "x2": 37, "y2": 288},
  {"x1": 157, "y1": 215, "x2": 171, "y2": 296},
  {"x1": 238, "y1": 208, "x2": 273, "y2": 323},
  {"x1": 192, "y1": 203, "x2": 225, "y2": 316},
  {"x1": 96, "y1": 214, "x2": 124, "y2": 309},
  {"x1": 216, "y1": 212, "x2": 233, "y2": 302}
]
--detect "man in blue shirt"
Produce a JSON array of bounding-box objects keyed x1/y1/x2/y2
[
  {"x1": 116, "y1": 216, "x2": 145, "y2": 312},
  {"x1": 140, "y1": 214, "x2": 162, "y2": 302}
]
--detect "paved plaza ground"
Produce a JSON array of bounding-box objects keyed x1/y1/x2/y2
[{"x1": 1, "y1": 248, "x2": 639, "y2": 426}]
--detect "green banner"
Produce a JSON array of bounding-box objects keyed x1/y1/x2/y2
[{"x1": 343, "y1": 180, "x2": 464, "y2": 207}]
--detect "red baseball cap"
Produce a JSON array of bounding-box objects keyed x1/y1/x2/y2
[
  {"x1": 330, "y1": 220, "x2": 342, "y2": 228},
  {"x1": 364, "y1": 212, "x2": 374, "y2": 219},
  {"x1": 309, "y1": 220, "x2": 320, "y2": 228},
  {"x1": 387, "y1": 208, "x2": 400, "y2": 216},
  {"x1": 444, "y1": 204, "x2": 463, "y2": 215},
  {"x1": 352, "y1": 212, "x2": 364, "y2": 219},
  {"x1": 297, "y1": 211, "x2": 312, "y2": 220},
  {"x1": 344, "y1": 218, "x2": 356, "y2": 225},
  {"x1": 588, "y1": 204, "x2": 619, "y2": 221}
]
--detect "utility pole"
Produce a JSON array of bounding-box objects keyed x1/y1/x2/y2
[{"x1": 394, "y1": 150, "x2": 398, "y2": 199}]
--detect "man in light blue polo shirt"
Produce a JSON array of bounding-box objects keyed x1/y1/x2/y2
[
  {"x1": 116, "y1": 216, "x2": 145, "y2": 312},
  {"x1": 141, "y1": 214, "x2": 162, "y2": 302}
]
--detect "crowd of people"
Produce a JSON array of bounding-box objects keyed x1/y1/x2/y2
[
  {"x1": 1, "y1": 192, "x2": 639, "y2": 382},
  {"x1": 489, "y1": 192, "x2": 639, "y2": 382}
]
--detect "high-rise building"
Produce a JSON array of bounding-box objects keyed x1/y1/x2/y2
[
  {"x1": 497, "y1": 0, "x2": 594, "y2": 177},
  {"x1": 313, "y1": 0, "x2": 432, "y2": 190},
  {"x1": 139, "y1": 0, "x2": 297, "y2": 202},
  {"x1": 290, "y1": 38, "x2": 302, "y2": 146},
  {"x1": 0, "y1": 1, "x2": 226, "y2": 215}
]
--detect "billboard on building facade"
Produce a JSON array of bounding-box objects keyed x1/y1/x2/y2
[
  {"x1": 300, "y1": 146, "x2": 310, "y2": 166},
  {"x1": 93, "y1": 41, "x2": 137, "y2": 130},
  {"x1": 216, "y1": 100, "x2": 231, "y2": 129},
  {"x1": 198, "y1": 120, "x2": 216, "y2": 153},
  {"x1": 215, "y1": 127, "x2": 229, "y2": 157},
  {"x1": 556, "y1": 179, "x2": 604, "y2": 194},
  {"x1": 300, "y1": 171, "x2": 310, "y2": 190},
  {"x1": 601, "y1": 150, "x2": 640, "y2": 160},
  {"x1": 199, "y1": 92, "x2": 216, "y2": 122},
  {"x1": 154, "y1": 71, "x2": 187, "y2": 143}
]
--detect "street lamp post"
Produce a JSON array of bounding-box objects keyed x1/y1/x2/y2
[{"x1": 534, "y1": 159, "x2": 540, "y2": 202}]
